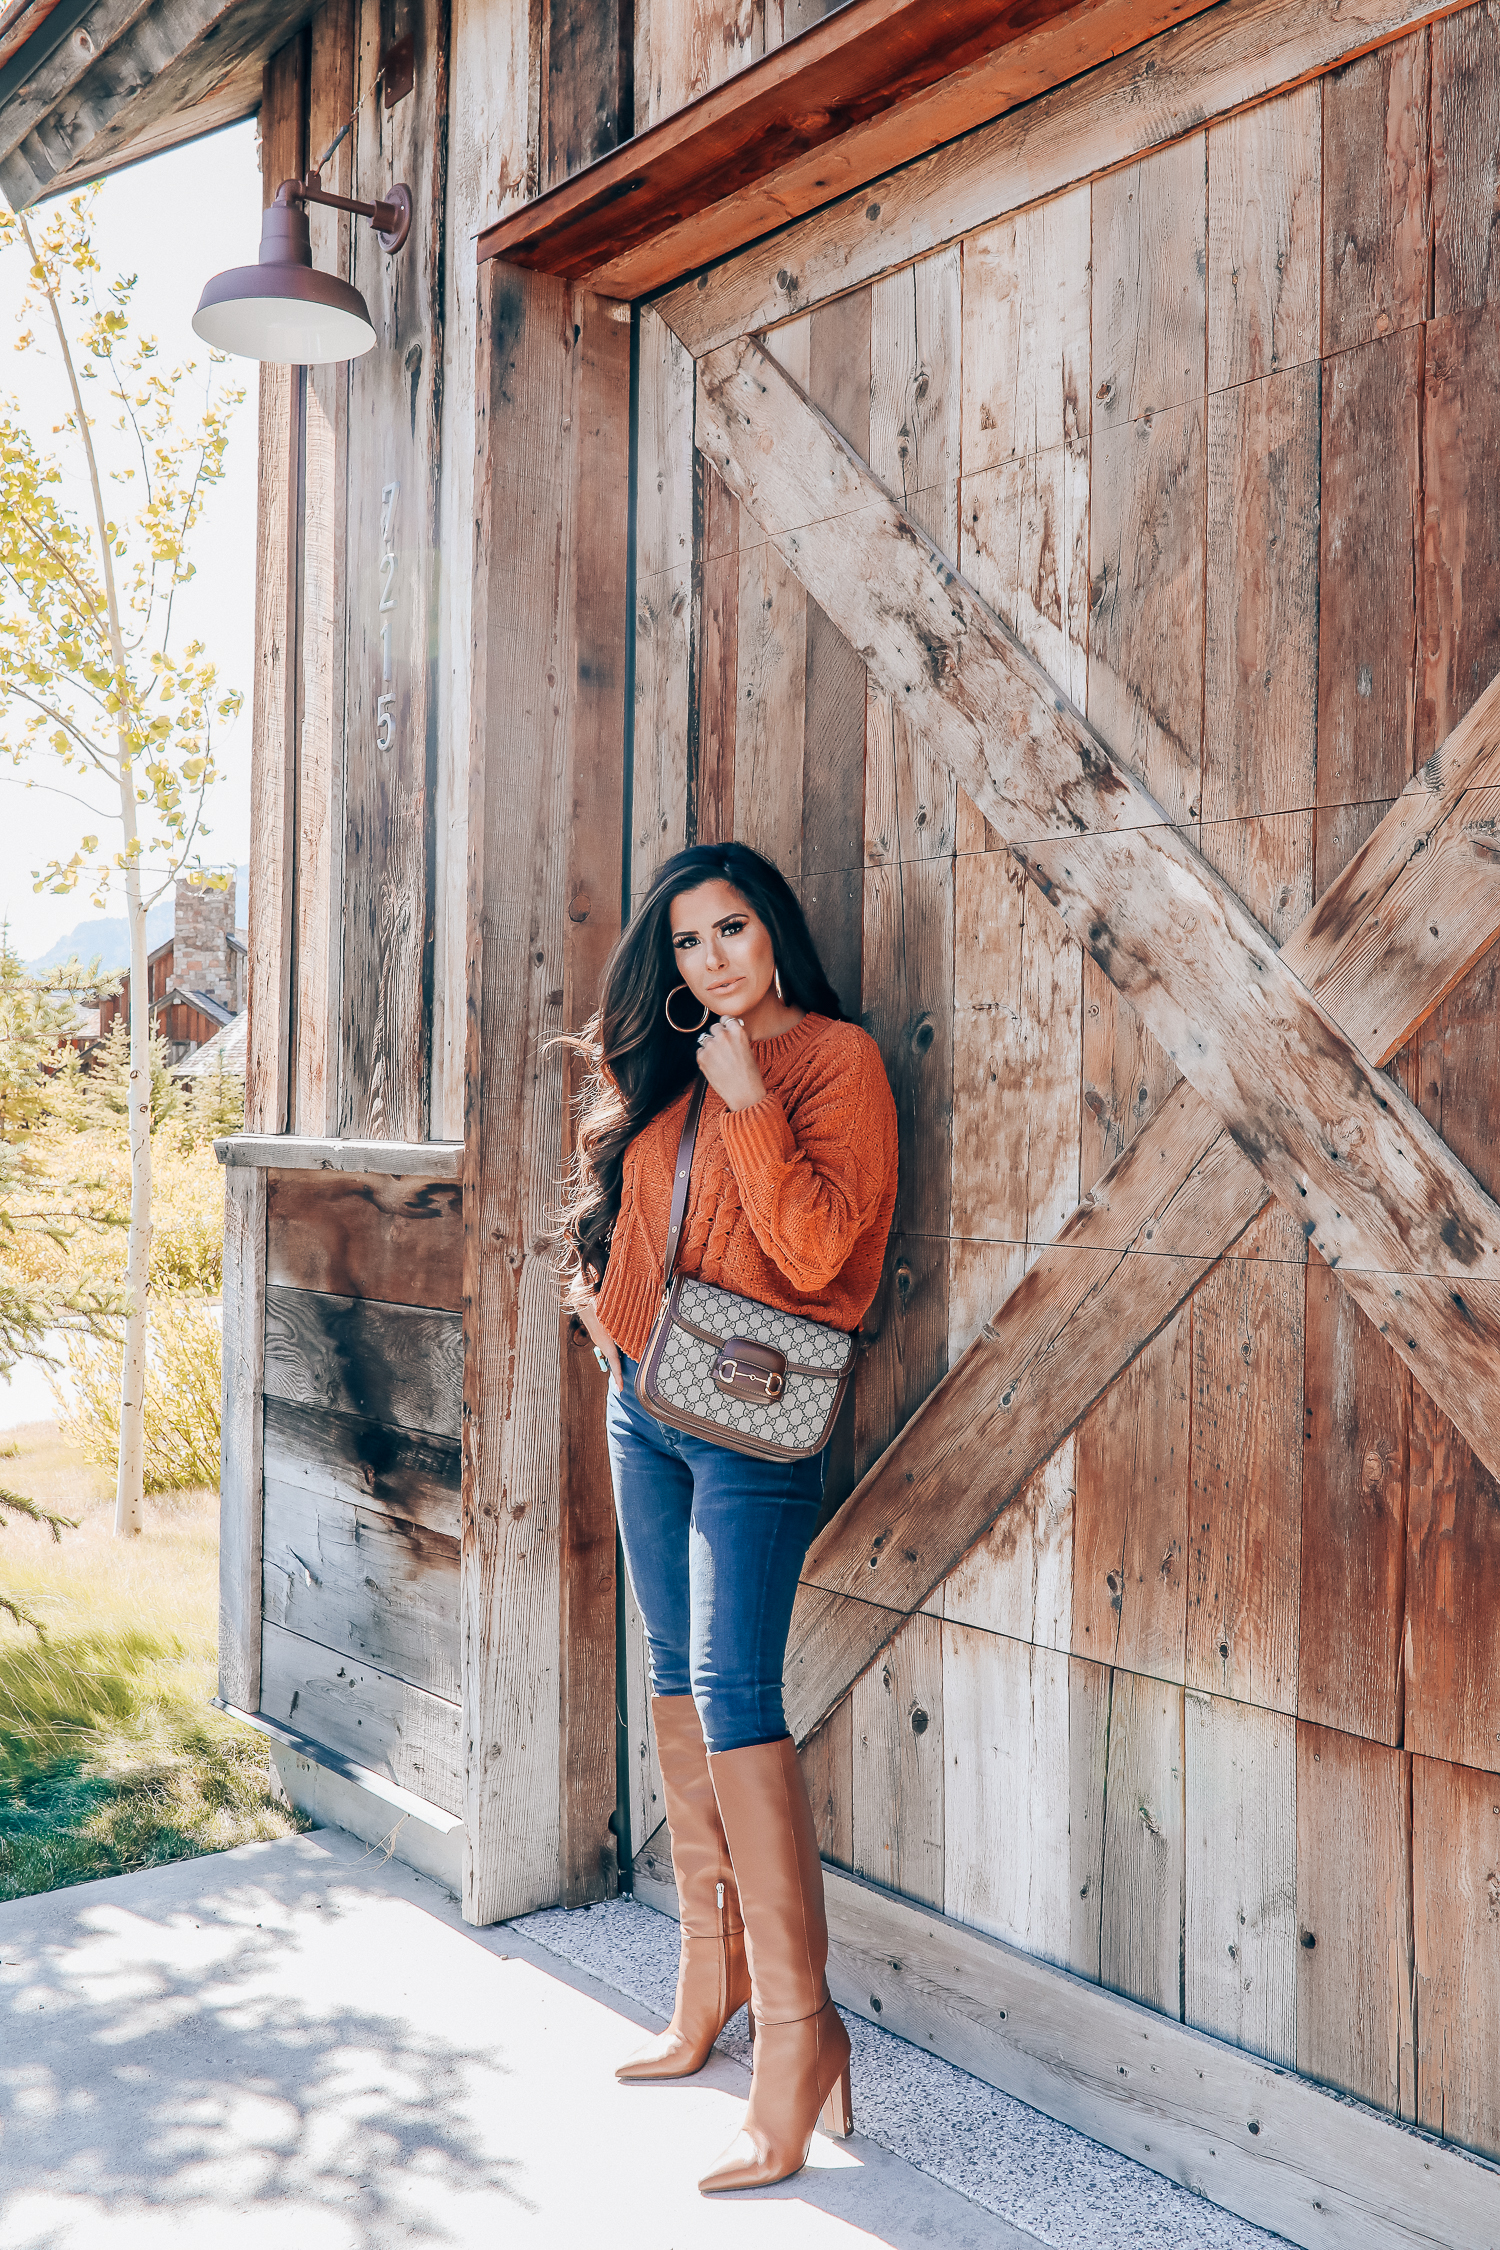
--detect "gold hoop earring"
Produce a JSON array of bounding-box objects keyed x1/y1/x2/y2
[
  {"x1": 773, "y1": 966, "x2": 784, "y2": 1003},
  {"x1": 664, "y1": 983, "x2": 711, "y2": 1034}
]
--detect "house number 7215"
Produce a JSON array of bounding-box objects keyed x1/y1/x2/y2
[{"x1": 377, "y1": 479, "x2": 399, "y2": 752}]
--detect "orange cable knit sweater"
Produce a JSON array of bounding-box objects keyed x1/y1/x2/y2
[{"x1": 596, "y1": 1013, "x2": 899, "y2": 1364}]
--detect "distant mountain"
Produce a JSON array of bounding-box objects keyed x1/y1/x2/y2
[{"x1": 26, "y1": 863, "x2": 250, "y2": 979}]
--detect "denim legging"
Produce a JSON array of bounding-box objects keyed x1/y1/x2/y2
[{"x1": 606, "y1": 1354, "x2": 827, "y2": 1755}]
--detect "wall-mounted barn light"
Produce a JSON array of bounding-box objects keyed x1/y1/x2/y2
[{"x1": 193, "y1": 149, "x2": 411, "y2": 364}]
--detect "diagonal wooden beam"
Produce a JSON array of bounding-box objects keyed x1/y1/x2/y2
[{"x1": 688, "y1": 337, "x2": 1500, "y2": 1743}]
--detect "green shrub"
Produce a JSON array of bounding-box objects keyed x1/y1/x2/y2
[{"x1": 60, "y1": 1296, "x2": 220, "y2": 1492}]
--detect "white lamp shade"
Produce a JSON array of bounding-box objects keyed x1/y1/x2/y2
[{"x1": 192, "y1": 264, "x2": 376, "y2": 364}]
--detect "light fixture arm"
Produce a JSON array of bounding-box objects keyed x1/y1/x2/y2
[{"x1": 274, "y1": 170, "x2": 412, "y2": 254}]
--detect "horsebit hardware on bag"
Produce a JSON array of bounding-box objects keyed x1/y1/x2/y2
[{"x1": 633, "y1": 1079, "x2": 857, "y2": 1462}]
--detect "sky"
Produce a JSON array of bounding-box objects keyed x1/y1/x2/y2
[{"x1": 0, "y1": 120, "x2": 264, "y2": 960}]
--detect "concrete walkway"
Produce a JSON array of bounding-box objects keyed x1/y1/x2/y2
[{"x1": 0, "y1": 1829, "x2": 1283, "y2": 2249}]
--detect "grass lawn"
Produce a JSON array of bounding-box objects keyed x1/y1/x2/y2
[{"x1": 0, "y1": 1420, "x2": 305, "y2": 1902}]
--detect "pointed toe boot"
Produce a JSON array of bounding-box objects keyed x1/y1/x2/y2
[
  {"x1": 616, "y1": 1696, "x2": 752, "y2": 2082},
  {"x1": 697, "y1": 1735, "x2": 853, "y2": 2193}
]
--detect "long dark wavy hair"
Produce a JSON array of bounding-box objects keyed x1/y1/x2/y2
[{"x1": 556, "y1": 843, "x2": 845, "y2": 1290}]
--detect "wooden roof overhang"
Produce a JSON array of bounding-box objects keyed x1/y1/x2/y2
[{"x1": 476, "y1": 0, "x2": 1221, "y2": 298}]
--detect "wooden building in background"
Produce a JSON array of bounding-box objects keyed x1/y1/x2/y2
[{"x1": 12, "y1": 0, "x2": 1500, "y2": 2238}]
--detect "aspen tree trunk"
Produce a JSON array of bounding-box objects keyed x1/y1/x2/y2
[{"x1": 25, "y1": 213, "x2": 151, "y2": 1535}]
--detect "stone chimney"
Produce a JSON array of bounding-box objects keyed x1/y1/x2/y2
[{"x1": 174, "y1": 876, "x2": 237, "y2": 1009}]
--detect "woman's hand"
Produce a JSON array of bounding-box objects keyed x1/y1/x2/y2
[
  {"x1": 695, "y1": 1015, "x2": 769, "y2": 1112},
  {"x1": 569, "y1": 1283, "x2": 623, "y2": 1391}
]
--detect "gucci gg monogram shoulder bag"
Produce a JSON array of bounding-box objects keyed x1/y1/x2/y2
[{"x1": 633, "y1": 1080, "x2": 857, "y2": 1461}]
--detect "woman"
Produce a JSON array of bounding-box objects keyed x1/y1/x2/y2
[{"x1": 560, "y1": 842, "x2": 898, "y2": 2195}]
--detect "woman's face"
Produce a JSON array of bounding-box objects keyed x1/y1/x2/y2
[{"x1": 668, "y1": 880, "x2": 776, "y2": 1020}]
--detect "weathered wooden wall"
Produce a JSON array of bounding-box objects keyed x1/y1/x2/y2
[{"x1": 621, "y1": 4, "x2": 1500, "y2": 2169}]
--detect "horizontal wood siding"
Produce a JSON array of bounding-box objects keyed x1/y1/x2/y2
[
  {"x1": 260, "y1": 1617, "x2": 462, "y2": 1811},
  {"x1": 267, "y1": 1170, "x2": 463, "y2": 1308},
  {"x1": 263, "y1": 1284, "x2": 462, "y2": 1438}
]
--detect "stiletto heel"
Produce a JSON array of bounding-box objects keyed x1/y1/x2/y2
[{"x1": 820, "y1": 2060, "x2": 853, "y2": 2138}]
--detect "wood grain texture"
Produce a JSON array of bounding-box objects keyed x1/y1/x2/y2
[
  {"x1": 1296, "y1": 1723, "x2": 1415, "y2": 2117},
  {"x1": 558, "y1": 287, "x2": 630, "y2": 1906},
  {"x1": 1093, "y1": 135, "x2": 1207, "y2": 430},
  {"x1": 1413, "y1": 1751, "x2": 1500, "y2": 2160},
  {"x1": 246, "y1": 37, "x2": 304, "y2": 1140},
  {"x1": 632, "y1": 306, "x2": 696, "y2": 892},
  {"x1": 263, "y1": 1284, "x2": 462, "y2": 1439},
  {"x1": 1207, "y1": 81, "x2": 1322, "y2": 390},
  {"x1": 266, "y1": 1171, "x2": 462, "y2": 1309},
  {"x1": 262, "y1": 1476, "x2": 460, "y2": 1699},
  {"x1": 1315, "y1": 329, "x2": 1421, "y2": 890},
  {"x1": 1202, "y1": 362, "x2": 1321, "y2": 942},
  {"x1": 545, "y1": 0, "x2": 630, "y2": 185},
  {"x1": 1321, "y1": 29, "x2": 1431, "y2": 356},
  {"x1": 339, "y1": 0, "x2": 449, "y2": 1141},
  {"x1": 1074, "y1": 1319, "x2": 1189, "y2": 1684},
  {"x1": 292, "y1": 0, "x2": 353, "y2": 1140},
  {"x1": 260, "y1": 1616, "x2": 461, "y2": 1812},
  {"x1": 1188, "y1": 1204, "x2": 1304, "y2": 1717},
  {"x1": 1407, "y1": 1381, "x2": 1500, "y2": 1777},
  {"x1": 1299, "y1": 1255, "x2": 1409, "y2": 1745},
  {"x1": 852, "y1": 1609, "x2": 943, "y2": 1907},
  {"x1": 1185, "y1": 1691, "x2": 1297, "y2": 2067},
  {"x1": 219, "y1": 1167, "x2": 266, "y2": 1713},
  {"x1": 942, "y1": 1435, "x2": 1074, "y2": 1653},
  {"x1": 1432, "y1": 2, "x2": 1500, "y2": 317},
  {"x1": 622, "y1": 1576, "x2": 662, "y2": 1860},
  {"x1": 1419, "y1": 307, "x2": 1500, "y2": 761},
  {"x1": 661, "y1": 0, "x2": 1466, "y2": 355},
  {"x1": 634, "y1": 0, "x2": 754, "y2": 130},
  {"x1": 262, "y1": 1394, "x2": 460, "y2": 1539},
  {"x1": 696, "y1": 336, "x2": 1500, "y2": 1480},
  {"x1": 961, "y1": 185, "x2": 1089, "y2": 477},
  {"x1": 692, "y1": 460, "x2": 739, "y2": 846},
  {"x1": 943, "y1": 1621, "x2": 1070, "y2": 1964},
  {"x1": 799, "y1": 1699, "x2": 854, "y2": 1869},
  {"x1": 1097, "y1": 1667, "x2": 1187, "y2": 2019},
  {"x1": 222, "y1": 1135, "x2": 463, "y2": 1175}
]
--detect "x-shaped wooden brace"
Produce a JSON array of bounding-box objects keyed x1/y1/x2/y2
[{"x1": 694, "y1": 333, "x2": 1500, "y2": 1745}]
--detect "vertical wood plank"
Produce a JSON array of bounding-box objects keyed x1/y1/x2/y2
[
  {"x1": 733, "y1": 531, "x2": 807, "y2": 871},
  {"x1": 1432, "y1": 3, "x2": 1500, "y2": 319},
  {"x1": 634, "y1": 0, "x2": 753, "y2": 131},
  {"x1": 1315, "y1": 329, "x2": 1421, "y2": 891},
  {"x1": 218, "y1": 1167, "x2": 267, "y2": 1712},
  {"x1": 544, "y1": 0, "x2": 630, "y2": 185},
  {"x1": 942, "y1": 1436, "x2": 1074, "y2": 1655},
  {"x1": 693, "y1": 460, "x2": 739, "y2": 847},
  {"x1": 799, "y1": 1700, "x2": 853, "y2": 1870},
  {"x1": 1187, "y1": 1206, "x2": 1304, "y2": 1717},
  {"x1": 293, "y1": 0, "x2": 353, "y2": 1139},
  {"x1": 432, "y1": 0, "x2": 534, "y2": 1140},
  {"x1": 852, "y1": 1611, "x2": 944, "y2": 1908},
  {"x1": 463, "y1": 261, "x2": 576, "y2": 1924},
  {"x1": 1201, "y1": 362, "x2": 1320, "y2": 946},
  {"x1": 1069, "y1": 1653, "x2": 1109, "y2": 1982},
  {"x1": 558, "y1": 290, "x2": 630, "y2": 1905},
  {"x1": 1419, "y1": 307, "x2": 1500, "y2": 761},
  {"x1": 1321, "y1": 31, "x2": 1431, "y2": 357},
  {"x1": 1185, "y1": 1691, "x2": 1297, "y2": 2067},
  {"x1": 944, "y1": 1621, "x2": 1070, "y2": 1966},
  {"x1": 1206, "y1": 82, "x2": 1321, "y2": 391},
  {"x1": 1080, "y1": 962, "x2": 1182, "y2": 1191},
  {"x1": 1092, "y1": 135, "x2": 1207, "y2": 430},
  {"x1": 623, "y1": 1573, "x2": 661, "y2": 1859},
  {"x1": 1407, "y1": 1381, "x2": 1500, "y2": 1779},
  {"x1": 339, "y1": 0, "x2": 449, "y2": 1141},
  {"x1": 1073, "y1": 1318, "x2": 1190, "y2": 1686},
  {"x1": 961, "y1": 187, "x2": 1089, "y2": 477},
  {"x1": 1299, "y1": 1256, "x2": 1409, "y2": 1747},
  {"x1": 854, "y1": 854, "x2": 952, "y2": 1478},
  {"x1": 633, "y1": 305, "x2": 695, "y2": 894},
  {"x1": 1413, "y1": 1752, "x2": 1500, "y2": 2159},
  {"x1": 246, "y1": 36, "x2": 306, "y2": 1138},
  {"x1": 1098, "y1": 1670, "x2": 1186, "y2": 2019},
  {"x1": 1296, "y1": 1722, "x2": 1415, "y2": 2119}
]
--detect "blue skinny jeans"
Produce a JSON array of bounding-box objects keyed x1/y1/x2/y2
[{"x1": 607, "y1": 1354, "x2": 828, "y2": 1755}]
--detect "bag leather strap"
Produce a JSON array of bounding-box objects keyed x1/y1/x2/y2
[{"x1": 661, "y1": 1078, "x2": 707, "y2": 1292}]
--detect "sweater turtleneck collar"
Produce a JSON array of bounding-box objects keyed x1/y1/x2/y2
[{"x1": 748, "y1": 1011, "x2": 827, "y2": 1067}]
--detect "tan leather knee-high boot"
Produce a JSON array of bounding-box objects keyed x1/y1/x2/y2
[
  {"x1": 698, "y1": 1736, "x2": 852, "y2": 2192},
  {"x1": 616, "y1": 1696, "x2": 752, "y2": 2081}
]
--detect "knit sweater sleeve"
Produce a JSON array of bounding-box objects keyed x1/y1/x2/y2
[{"x1": 719, "y1": 1030, "x2": 897, "y2": 1295}]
